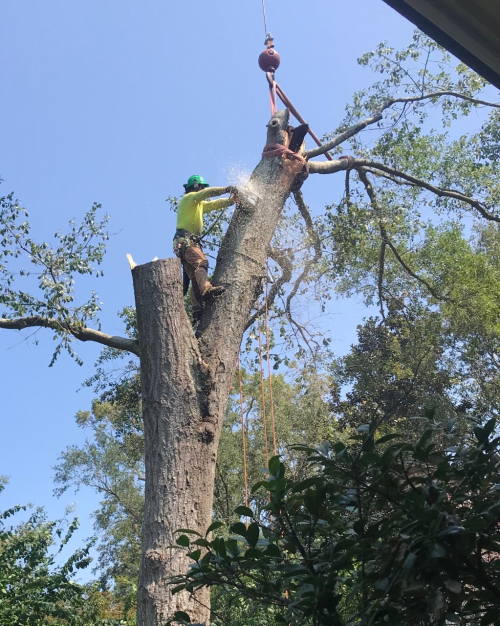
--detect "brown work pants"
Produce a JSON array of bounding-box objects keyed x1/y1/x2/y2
[{"x1": 182, "y1": 244, "x2": 210, "y2": 314}]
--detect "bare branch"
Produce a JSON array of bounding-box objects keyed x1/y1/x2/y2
[
  {"x1": 357, "y1": 169, "x2": 455, "y2": 304},
  {"x1": 389, "y1": 91, "x2": 500, "y2": 110},
  {"x1": 305, "y1": 110, "x2": 384, "y2": 159},
  {"x1": 0, "y1": 316, "x2": 140, "y2": 356},
  {"x1": 245, "y1": 247, "x2": 292, "y2": 330},
  {"x1": 360, "y1": 161, "x2": 500, "y2": 223},
  {"x1": 293, "y1": 189, "x2": 322, "y2": 259},
  {"x1": 284, "y1": 190, "x2": 323, "y2": 320},
  {"x1": 378, "y1": 240, "x2": 387, "y2": 322},
  {"x1": 311, "y1": 157, "x2": 500, "y2": 223},
  {"x1": 305, "y1": 90, "x2": 500, "y2": 160}
]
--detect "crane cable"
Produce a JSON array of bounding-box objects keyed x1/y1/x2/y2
[{"x1": 261, "y1": 0, "x2": 268, "y2": 39}]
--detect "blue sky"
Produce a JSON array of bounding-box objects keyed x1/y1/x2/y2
[{"x1": 0, "y1": 0, "x2": 416, "y2": 572}]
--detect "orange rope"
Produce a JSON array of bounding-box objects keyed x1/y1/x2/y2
[
  {"x1": 258, "y1": 320, "x2": 270, "y2": 466},
  {"x1": 264, "y1": 259, "x2": 278, "y2": 456},
  {"x1": 237, "y1": 356, "x2": 249, "y2": 523}
]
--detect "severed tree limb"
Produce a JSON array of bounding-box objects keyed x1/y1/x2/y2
[
  {"x1": 310, "y1": 158, "x2": 500, "y2": 223},
  {"x1": 305, "y1": 90, "x2": 500, "y2": 160},
  {"x1": 357, "y1": 169, "x2": 455, "y2": 304},
  {"x1": 0, "y1": 316, "x2": 140, "y2": 356},
  {"x1": 245, "y1": 247, "x2": 292, "y2": 330}
]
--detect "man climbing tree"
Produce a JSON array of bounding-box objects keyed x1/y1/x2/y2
[
  {"x1": 173, "y1": 175, "x2": 235, "y2": 320},
  {"x1": 2, "y1": 32, "x2": 500, "y2": 626}
]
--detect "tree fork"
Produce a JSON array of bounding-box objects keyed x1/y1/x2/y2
[{"x1": 132, "y1": 109, "x2": 308, "y2": 626}]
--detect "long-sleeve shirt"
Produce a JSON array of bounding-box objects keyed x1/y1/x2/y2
[{"x1": 176, "y1": 187, "x2": 234, "y2": 236}]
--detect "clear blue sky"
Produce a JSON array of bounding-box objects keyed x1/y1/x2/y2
[{"x1": 0, "y1": 0, "x2": 416, "y2": 570}]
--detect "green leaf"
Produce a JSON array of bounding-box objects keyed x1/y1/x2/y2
[
  {"x1": 268, "y1": 455, "x2": 281, "y2": 477},
  {"x1": 245, "y1": 547, "x2": 263, "y2": 559},
  {"x1": 176, "y1": 535, "x2": 190, "y2": 547},
  {"x1": 402, "y1": 551, "x2": 416, "y2": 574},
  {"x1": 193, "y1": 538, "x2": 210, "y2": 547},
  {"x1": 444, "y1": 580, "x2": 461, "y2": 594},
  {"x1": 186, "y1": 549, "x2": 201, "y2": 561},
  {"x1": 176, "y1": 529, "x2": 202, "y2": 537},
  {"x1": 230, "y1": 522, "x2": 247, "y2": 538},
  {"x1": 291, "y1": 477, "x2": 324, "y2": 492},
  {"x1": 246, "y1": 522, "x2": 260, "y2": 547},
  {"x1": 375, "y1": 433, "x2": 401, "y2": 445},
  {"x1": 205, "y1": 521, "x2": 224, "y2": 535},
  {"x1": 265, "y1": 543, "x2": 282, "y2": 558},
  {"x1": 172, "y1": 610, "x2": 191, "y2": 623},
  {"x1": 234, "y1": 506, "x2": 254, "y2": 518}
]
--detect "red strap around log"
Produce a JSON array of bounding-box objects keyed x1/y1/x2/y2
[{"x1": 262, "y1": 143, "x2": 306, "y2": 162}]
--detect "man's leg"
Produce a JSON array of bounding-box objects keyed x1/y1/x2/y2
[
  {"x1": 183, "y1": 257, "x2": 203, "y2": 319},
  {"x1": 182, "y1": 268, "x2": 191, "y2": 297},
  {"x1": 184, "y1": 244, "x2": 225, "y2": 301}
]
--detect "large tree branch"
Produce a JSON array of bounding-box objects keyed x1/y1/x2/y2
[
  {"x1": 305, "y1": 110, "x2": 384, "y2": 160},
  {"x1": 357, "y1": 169, "x2": 455, "y2": 304},
  {"x1": 389, "y1": 91, "x2": 500, "y2": 110},
  {"x1": 310, "y1": 157, "x2": 500, "y2": 223},
  {"x1": 0, "y1": 316, "x2": 140, "y2": 356},
  {"x1": 305, "y1": 91, "x2": 500, "y2": 160}
]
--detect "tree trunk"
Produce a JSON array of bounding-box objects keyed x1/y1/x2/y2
[
  {"x1": 133, "y1": 258, "x2": 213, "y2": 625},
  {"x1": 134, "y1": 109, "x2": 307, "y2": 626}
]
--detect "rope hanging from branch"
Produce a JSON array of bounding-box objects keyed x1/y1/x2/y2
[
  {"x1": 238, "y1": 356, "x2": 250, "y2": 526},
  {"x1": 264, "y1": 260, "x2": 277, "y2": 456}
]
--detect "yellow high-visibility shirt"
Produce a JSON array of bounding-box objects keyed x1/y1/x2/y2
[{"x1": 176, "y1": 187, "x2": 233, "y2": 236}]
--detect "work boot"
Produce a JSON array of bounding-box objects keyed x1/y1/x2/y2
[{"x1": 202, "y1": 284, "x2": 226, "y2": 301}]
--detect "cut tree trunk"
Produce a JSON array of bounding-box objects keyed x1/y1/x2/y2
[{"x1": 133, "y1": 109, "x2": 308, "y2": 626}]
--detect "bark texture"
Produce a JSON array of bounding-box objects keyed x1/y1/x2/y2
[
  {"x1": 133, "y1": 259, "x2": 212, "y2": 625},
  {"x1": 133, "y1": 109, "x2": 308, "y2": 626}
]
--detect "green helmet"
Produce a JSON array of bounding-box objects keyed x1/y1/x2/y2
[{"x1": 184, "y1": 174, "x2": 209, "y2": 191}]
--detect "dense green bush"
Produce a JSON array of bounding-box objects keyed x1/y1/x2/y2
[{"x1": 171, "y1": 413, "x2": 500, "y2": 626}]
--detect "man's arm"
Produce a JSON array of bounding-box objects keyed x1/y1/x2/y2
[
  {"x1": 202, "y1": 196, "x2": 235, "y2": 214},
  {"x1": 189, "y1": 186, "x2": 232, "y2": 203}
]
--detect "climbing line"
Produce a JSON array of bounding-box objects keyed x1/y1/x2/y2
[
  {"x1": 238, "y1": 355, "x2": 250, "y2": 525},
  {"x1": 257, "y1": 321, "x2": 270, "y2": 467},
  {"x1": 264, "y1": 259, "x2": 277, "y2": 456}
]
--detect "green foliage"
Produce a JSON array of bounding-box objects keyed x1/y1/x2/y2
[
  {"x1": 172, "y1": 414, "x2": 500, "y2": 626},
  {"x1": 53, "y1": 397, "x2": 143, "y2": 598},
  {"x1": 0, "y1": 481, "x2": 100, "y2": 625},
  {"x1": 215, "y1": 365, "x2": 335, "y2": 525},
  {"x1": 0, "y1": 191, "x2": 110, "y2": 364}
]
